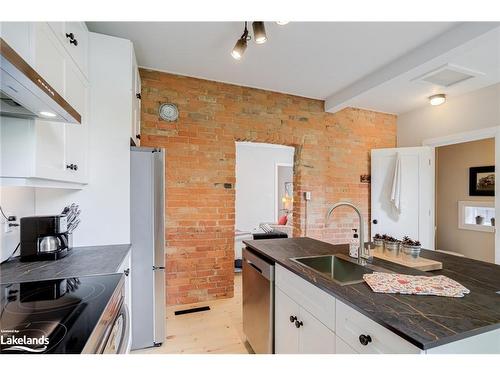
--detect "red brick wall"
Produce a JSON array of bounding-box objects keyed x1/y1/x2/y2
[{"x1": 139, "y1": 69, "x2": 397, "y2": 305}]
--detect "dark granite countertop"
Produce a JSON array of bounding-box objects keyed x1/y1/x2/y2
[
  {"x1": 0, "y1": 244, "x2": 131, "y2": 284},
  {"x1": 243, "y1": 237, "x2": 500, "y2": 350}
]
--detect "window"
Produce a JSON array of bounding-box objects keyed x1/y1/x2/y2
[{"x1": 458, "y1": 201, "x2": 495, "y2": 232}]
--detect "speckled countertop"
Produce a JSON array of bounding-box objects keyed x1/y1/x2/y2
[
  {"x1": 0, "y1": 244, "x2": 131, "y2": 284},
  {"x1": 243, "y1": 237, "x2": 500, "y2": 350}
]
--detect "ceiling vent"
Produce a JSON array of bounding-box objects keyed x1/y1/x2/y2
[{"x1": 413, "y1": 64, "x2": 483, "y2": 88}]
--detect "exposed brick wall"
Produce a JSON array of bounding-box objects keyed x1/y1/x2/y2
[{"x1": 139, "y1": 69, "x2": 397, "y2": 305}]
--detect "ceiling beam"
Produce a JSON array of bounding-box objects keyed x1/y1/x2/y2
[{"x1": 324, "y1": 22, "x2": 500, "y2": 114}]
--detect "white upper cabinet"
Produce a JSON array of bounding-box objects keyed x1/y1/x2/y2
[
  {"x1": 48, "y1": 22, "x2": 89, "y2": 79},
  {"x1": 1, "y1": 22, "x2": 89, "y2": 187},
  {"x1": 131, "y1": 53, "x2": 141, "y2": 145}
]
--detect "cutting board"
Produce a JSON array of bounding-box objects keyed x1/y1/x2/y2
[{"x1": 373, "y1": 251, "x2": 443, "y2": 271}]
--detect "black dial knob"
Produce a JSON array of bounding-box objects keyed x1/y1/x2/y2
[
  {"x1": 372, "y1": 219, "x2": 378, "y2": 224},
  {"x1": 295, "y1": 320, "x2": 303, "y2": 329},
  {"x1": 289, "y1": 315, "x2": 297, "y2": 323},
  {"x1": 359, "y1": 334, "x2": 372, "y2": 346}
]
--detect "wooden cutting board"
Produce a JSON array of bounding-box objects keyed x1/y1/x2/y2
[{"x1": 373, "y1": 250, "x2": 443, "y2": 271}]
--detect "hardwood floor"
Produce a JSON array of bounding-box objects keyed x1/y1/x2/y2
[{"x1": 133, "y1": 273, "x2": 253, "y2": 354}]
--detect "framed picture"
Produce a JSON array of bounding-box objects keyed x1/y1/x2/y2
[{"x1": 469, "y1": 166, "x2": 495, "y2": 196}]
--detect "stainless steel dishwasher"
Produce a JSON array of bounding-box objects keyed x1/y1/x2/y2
[{"x1": 242, "y1": 247, "x2": 274, "y2": 354}]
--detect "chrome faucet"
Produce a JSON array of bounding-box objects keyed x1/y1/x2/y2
[{"x1": 325, "y1": 201, "x2": 371, "y2": 262}]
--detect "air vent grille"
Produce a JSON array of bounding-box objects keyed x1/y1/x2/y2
[{"x1": 414, "y1": 64, "x2": 482, "y2": 88}]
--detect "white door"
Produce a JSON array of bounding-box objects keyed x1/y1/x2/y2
[
  {"x1": 298, "y1": 307, "x2": 336, "y2": 354},
  {"x1": 275, "y1": 287, "x2": 299, "y2": 354},
  {"x1": 371, "y1": 147, "x2": 434, "y2": 249}
]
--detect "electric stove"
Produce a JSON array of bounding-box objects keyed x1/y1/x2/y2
[{"x1": 0, "y1": 273, "x2": 125, "y2": 354}]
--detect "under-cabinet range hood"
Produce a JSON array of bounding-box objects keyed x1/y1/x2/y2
[{"x1": 0, "y1": 38, "x2": 81, "y2": 124}]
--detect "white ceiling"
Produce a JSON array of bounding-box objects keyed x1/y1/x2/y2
[{"x1": 86, "y1": 22, "x2": 456, "y2": 100}]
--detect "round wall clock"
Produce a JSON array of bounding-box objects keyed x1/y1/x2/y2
[{"x1": 159, "y1": 103, "x2": 179, "y2": 121}]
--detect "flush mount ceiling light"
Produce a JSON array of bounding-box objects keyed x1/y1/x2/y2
[
  {"x1": 231, "y1": 21, "x2": 288, "y2": 60},
  {"x1": 429, "y1": 94, "x2": 446, "y2": 106}
]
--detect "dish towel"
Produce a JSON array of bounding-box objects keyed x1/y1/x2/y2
[
  {"x1": 390, "y1": 152, "x2": 402, "y2": 213},
  {"x1": 363, "y1": 272, "x2": 470, "y2": 298}
]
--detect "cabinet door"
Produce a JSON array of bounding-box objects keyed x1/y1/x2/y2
[
  {"x1": 63, "y1": 22, "x2": 89, "y2": 78},
  {"x1": 132, "y1": 63, "x2": 141, "y2": 145},
  {"x1": 49, "y1": 22, "x2": 89, "y2": 79},
  {"x1": 275, "y1": 287, "x2": 300, "y2": 354},
  {"x1": 34, "y1": 120, "x2": 66, "y2": 180},
  {"x1": 298, "y1": 307, "x2": 336, "y2": 354},
  {"x1": 335, "y1": 335, "x2": 358, "y2": 354},
  {"x1": 34, "y1": 23, "x2": 65, "y2": 94},
  {"x1": 64, "y1": 61, "x2": 88, "y2": 183},
  {"x1": 0, "y1": 22, "x2": 34, "y2": 64}
]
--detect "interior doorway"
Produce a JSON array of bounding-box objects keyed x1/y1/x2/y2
[
  {"x1": 435, "y1": 138, "x2": 495, "y2": 262},
  {"x1": 234, "y1": 142, "x2": 295, "y2": 269}
]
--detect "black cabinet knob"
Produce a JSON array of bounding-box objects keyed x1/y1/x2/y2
[
  {"x1": 295, "y1": 320, "x2": 303, "y2": 329},
  {"x1": 136, "y1": 134, "x2": 141, "y2": 140},
  {"x1": 65, "y1": 32, "x2": 75, "y2": 40},
  {"x1": 73, "y1": 164, "x2": 78, "y2": 171},
  {"x1": 124, "y1": 268, "x2": 130, "y2": 276},
  {"x1": 69, "y1": 38, "x2": 78, "y2": 46},
  {"x1": 359, "y1": 334, "x2": 372, "y2": 346},
  {"x1": 372, "y1": 219, "x2": 378, "y2": 224},
  {"x1": 66, "y1": 164, "x2": 78, "y2": 171},
  {"x1": 289, "y1": 315, "x2": 297, "y2": 323}
]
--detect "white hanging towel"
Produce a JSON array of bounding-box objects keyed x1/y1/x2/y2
[{"x1": 390, "y1": 152, "x2": 402, "y2": 213}]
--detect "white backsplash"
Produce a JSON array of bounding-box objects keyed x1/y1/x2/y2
[{"x1": 0, "y1": 187, "x2": 35, "y2": 262}]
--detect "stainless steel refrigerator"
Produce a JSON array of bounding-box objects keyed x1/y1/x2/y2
[{"x1": 130, "y1": 147, "x2": 166, "y2": 349}]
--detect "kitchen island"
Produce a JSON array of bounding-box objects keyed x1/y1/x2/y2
[{"x1": 243, "y1": 237, "x2": 500, "y2": 354}]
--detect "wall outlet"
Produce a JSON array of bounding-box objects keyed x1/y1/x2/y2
[{"x1": 304, "y1": 191, "x2": 312, "y2": 201}]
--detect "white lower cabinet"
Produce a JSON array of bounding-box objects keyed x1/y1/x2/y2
[
  {"x1": 274, "y1": 264, "x2": 422, "y2": 354},
  {"x1": 275, "y1": 287, "x2": 336, "y2": 354}
]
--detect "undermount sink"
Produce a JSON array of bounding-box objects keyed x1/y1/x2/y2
[{"x1": 289, "y1": 254, "x2": 373, "y2": 286}]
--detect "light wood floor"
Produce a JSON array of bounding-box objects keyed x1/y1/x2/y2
[{"x1": 133, "y1": 273, "x2": 252, "y2": 354}]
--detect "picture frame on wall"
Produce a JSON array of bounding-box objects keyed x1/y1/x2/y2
[{"x1": 469, "y1": 166, "x2": 495, "y2": 196}]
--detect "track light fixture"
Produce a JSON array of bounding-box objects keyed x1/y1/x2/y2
[
  {"x1": 252, "y1": 22, "x2": 267, "y2": 44},
  {"x1": 231, "y1": 21, "x2": 287, "y2": 60},
  {"x1": 231, "y1": 22, "x2": 250, "y2": 60}
]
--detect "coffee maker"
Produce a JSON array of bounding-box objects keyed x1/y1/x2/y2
[{"x1": 20, "y1": 215, "x2": 73, "y2": 261}]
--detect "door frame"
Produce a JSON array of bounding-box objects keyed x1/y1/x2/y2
[
  {"x1": 275, "y1": 163, "x2": 293, "y2": 221},
  {"x1": 422, "y1": 125, "x2": 500, "y2": 264}
]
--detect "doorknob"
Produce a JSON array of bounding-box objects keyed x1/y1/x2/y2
[{"x1": 372, "y1": 219, "x2": 378, "y2": 224}]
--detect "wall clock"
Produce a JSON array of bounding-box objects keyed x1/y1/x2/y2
[{"x1": 159, "y1": 103, "x2": 179, "y2": 121}]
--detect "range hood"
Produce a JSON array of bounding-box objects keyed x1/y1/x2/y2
[{"x1": 0, "y1": 38, "x2": 81, "y2": 124}]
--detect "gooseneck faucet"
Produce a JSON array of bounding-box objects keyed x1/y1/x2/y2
[{"x1": 325, "y1": 201, "x2": 371, "y2": 262}]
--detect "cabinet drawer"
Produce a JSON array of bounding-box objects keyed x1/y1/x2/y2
[
  {"x1": 336, "y1": 300, "x2": 422, "y2": 354},
  {"x1": 276, "y1": 264, "x2": 336, "y2": 331}
]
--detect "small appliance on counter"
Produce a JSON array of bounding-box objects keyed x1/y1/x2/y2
[{"x1": 20, "y1": 215, "x2": 73, "y2": 262}]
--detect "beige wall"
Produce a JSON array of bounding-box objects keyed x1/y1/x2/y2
[
  {"x1": 436, "y1": 138, "x2": 495, "y2": 262},
  {"x1": 397, "y1": 83, "x2": 500, "y2": 147}
]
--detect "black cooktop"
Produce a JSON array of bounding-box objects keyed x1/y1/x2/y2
[{"x1": 0, "y1": 273, "x2": 122, "y2": 354}]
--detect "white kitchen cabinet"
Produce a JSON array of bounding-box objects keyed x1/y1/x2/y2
[
  {"x1": 131, "y1": 53, "x2": 141, "y2": 145},
  {"x1": 0, "y1": 22, "x2": 34, "y2": 64},
  {"x1": 336, "y1": 300, "x2": 421, "y2": 354},
  {"x1": 275, "y1": 287, "x2": 336, "y2": 354},
  {"x1": 275, "y1": 287, "x2": 300, "y2": 353},
  {"x1": 48, "y1": 22, "x2": 89, "y2": 79},
  {"x1": 1, "y1": 22, "x2": 89, "y2": 186}
]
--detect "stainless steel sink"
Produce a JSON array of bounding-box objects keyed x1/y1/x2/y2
[{"x1": 289, "y1": 254, "x2": 373, "y2": 286}]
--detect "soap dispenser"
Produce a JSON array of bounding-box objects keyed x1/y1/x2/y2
[{"x1": 349, "y1": 228, "x2": 359, "y2": 258}]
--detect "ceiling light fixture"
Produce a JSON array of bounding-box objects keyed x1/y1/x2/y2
[
  {"x1": 231, "y1": 22, "x2": 250, "y2": 60},
  {"x1": 429, "y1": 94, "x2": 446, "y2": 106},
  {"x1": 231, "y1": 21, "x2": 288, "y2": 60},
  {"x1": 252, "y1": 22, "x2": 267, "y2": 44}
]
